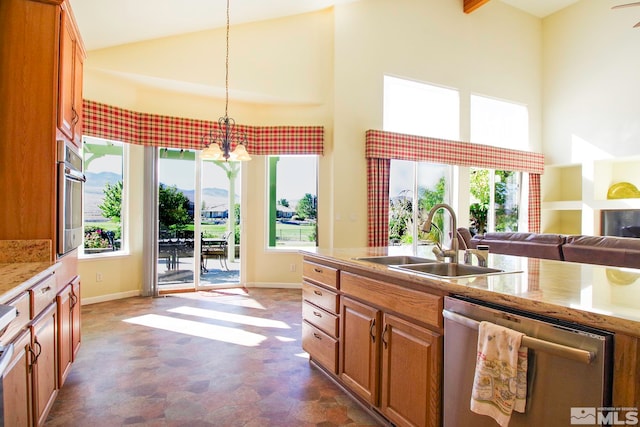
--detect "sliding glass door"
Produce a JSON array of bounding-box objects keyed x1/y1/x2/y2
[{"x1": 156, "y1": 148, "x2": 241, "y2": 292}]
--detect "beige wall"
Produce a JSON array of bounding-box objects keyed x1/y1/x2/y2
[
  {"x1": 79, "y1": 0, "x2": 546, "y2": 301},
  {"x1": 542, "y1": 0, "x2": 640, "y2": 165}
]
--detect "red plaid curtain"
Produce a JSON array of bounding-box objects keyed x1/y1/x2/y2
[
  {"x1": 365, "y1": 130, "x2": 544, "y2": 246},
  {"x1": 83, "y1": 99, "x2": 324, "y2": 155},
  {"x1": 367, "y1": 158, "x2": 391, "y2": 247}
]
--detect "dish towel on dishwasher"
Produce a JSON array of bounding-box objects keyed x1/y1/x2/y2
[{"x1": 470, "y1": 321, "x2": 528, "y2": 427}]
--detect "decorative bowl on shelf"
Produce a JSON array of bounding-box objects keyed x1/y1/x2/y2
[{"x1": 607, "y1": 182, "x2": 640, "y2": 199}]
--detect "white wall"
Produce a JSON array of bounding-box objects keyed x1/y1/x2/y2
[
  {"x1": 80, "y1": 0, "x2": 544, "y2": 298},
  {"x1": 542, "y1": 0, "x2": 640, "y2": 164}
]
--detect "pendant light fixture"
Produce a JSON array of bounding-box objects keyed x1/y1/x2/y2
[{"x1": 202, "y1": 0, "x2": 251, "y2": 162}]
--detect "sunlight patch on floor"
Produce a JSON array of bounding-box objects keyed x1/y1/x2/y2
[
  {"x1": 167, "y1": 306, "x2": 291, "y2": 329},
  {"x1": 169, "y1": 291, "x2": 266, "y2": 310},
  {"x1": 123, "y1": 314, "x2": 266, "y2": 347}
]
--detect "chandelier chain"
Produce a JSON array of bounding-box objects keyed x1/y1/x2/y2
[{"x1": 225, "y1": 0, "x2": 230, "y2": 118}]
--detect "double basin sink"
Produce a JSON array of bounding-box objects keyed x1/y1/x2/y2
[{"x1": 353, "y1": 255, "x2": 505, "y2": 279}]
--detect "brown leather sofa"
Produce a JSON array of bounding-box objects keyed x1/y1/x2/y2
[{"x1": 458, "y1": 228, "x2": 640, "y2": 269}]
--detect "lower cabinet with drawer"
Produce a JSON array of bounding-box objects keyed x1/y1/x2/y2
[
  {"x1": 339, "y1": 271, "x2": 443, "y2": 427},
  {"x1": 1, "y1": 267, "x2": 81, "y2": 427},
  {"x1": 301, "y1": 259, "x2": 341, "y2": 374}
]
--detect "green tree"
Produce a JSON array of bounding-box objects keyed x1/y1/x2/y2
[
  {"x1": 469, "y1": 169, "x2": 519, "y2": 234},
  {"x1": 418, "y1": 176, "x2": 446, "y2": 242},
  {"x1": 98, "y1": 180, "x2": 123, "y2": 223},
  {"x1": 278, "y1": 198, "x2": 289, "y2": 208},
  {"x1": 159, "y1": 184, "x2": 192, "y2": 230},
  {"x1": 296, "y1": 193, "x2": 317, "y2": 220}
]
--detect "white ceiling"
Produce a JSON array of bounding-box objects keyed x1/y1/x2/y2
[{"x1": 70, "y1": 0, "x2": 581, "y2": 51}]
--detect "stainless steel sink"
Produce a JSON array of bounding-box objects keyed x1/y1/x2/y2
[
  {"x1": 392, "y1": 262, "x2": 505, "y2": 279},
  {"x1": 353, "y1": 255, "x2": 436, "y2": 266}
]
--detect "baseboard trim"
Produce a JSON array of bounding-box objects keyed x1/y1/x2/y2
[{"x1": 82, "y1": 290, "x2": 141, "y2": 305}]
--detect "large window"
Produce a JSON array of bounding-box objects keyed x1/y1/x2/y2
[
  {"x1": 384, "y1": 76, "x2": 458, "y2": 246},
  {"x1": 82, "y1": 137, "x2": 126, "y2": 255},
  {"x1": 267, "y1": 155, "x2": 318, "y2": 248},
  {"x1": 470, "y1": 94, "x2": 529, "y2": 233}
]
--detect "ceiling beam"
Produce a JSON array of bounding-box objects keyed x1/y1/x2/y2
[{"x1": 464, "y1": 0, "x2": 491, "y2": 14}]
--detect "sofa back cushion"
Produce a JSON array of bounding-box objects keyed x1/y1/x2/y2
[
  {"x1": 563, "y1": 235, "x2": 640, "y2": 269},
  {"x1": 471, "y1": 232, "x2": 565, "y2": 260}
]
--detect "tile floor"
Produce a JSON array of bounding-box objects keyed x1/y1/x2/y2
[{"x1": 45, "y1": 288, "x2": 382, "y2": 426}]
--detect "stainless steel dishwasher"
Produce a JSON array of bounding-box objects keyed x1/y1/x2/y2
[{"x1": 443, "y1": 296, "x2": 613, "y2": 427}]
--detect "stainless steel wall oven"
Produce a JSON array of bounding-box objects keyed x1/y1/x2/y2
[{"x1": 57, "y1": 140, "x2": 85, "y2": 255}]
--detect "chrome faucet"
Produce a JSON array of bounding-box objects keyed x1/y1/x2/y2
[{"x1": 422, "y1": 203, "x2": 458, "y2": 264}]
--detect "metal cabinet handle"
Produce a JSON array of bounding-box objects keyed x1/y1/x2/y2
[
  {"x1": 313, "y1": 333, "x2": 321, "y2": 340},
  {"x1": 314, "y1": 268, "x2": 322, "y2": 273},
  {"x1": 313, "y1": 290, "x2": 322, "y2": 296},
  {"x1": 313, "y1": 311, "x2": 322, "y2": 318},
  {"x1": 369, "y1": 319, "x2": 376, "y2": 343},
  {"x1": 41, "y1": 286, "x2": 51, "y2": 294}
]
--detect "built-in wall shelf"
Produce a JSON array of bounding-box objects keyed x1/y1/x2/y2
[{"x1": 541, "y1": 157, "x2": 640, "y2": 236}]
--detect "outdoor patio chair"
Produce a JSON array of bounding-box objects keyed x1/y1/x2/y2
[{"x1": 201, "y1": 231, "x2": 232, "y2": 272}]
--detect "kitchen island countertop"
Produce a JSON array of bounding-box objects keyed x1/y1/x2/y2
[{"x1": 301, "y1": 246, "x2": 640, "y2": 337}]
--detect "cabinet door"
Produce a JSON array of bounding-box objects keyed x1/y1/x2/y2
[
  {"x1": 380, "y1": 314, "x2": 442, "y2": 427},
  {"x1": 340, "y1": 297, "x2": 380, "y2": 405},
  {"x1": 71, "y1": 40, "x2": 84, "y2": 147},
  {"x1": 32, "y1": 303, "x2": 58, "y2": 427},
  {"x1": 71, "y1": 279, "x2": 81, "y2": 360},
  {"x1": 2, "y1": 329, "x2": 33, "y2": 427},
  {"x1": 56, "y1": 284, "x2": 72, "y2": 386},
  {"x1": 57, "y1": 8, "x2": 75, "y2": 141}
]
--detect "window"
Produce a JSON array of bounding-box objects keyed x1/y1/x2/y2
[
  {"x1": 82, "y1": 136, "x2": 126, "y2": 255},
  {"x1": 267, "y1": 155, "x2": 318, "y2": 248},
  {"x1": 384, "y1": 76, "x2": 458, "y2": 247},
  {"x1": 470, "y1": 94, "x2": 529, "y2": 232},
  {"x1": 469, "y1": 168, "x2": 522, "y2": 234}
]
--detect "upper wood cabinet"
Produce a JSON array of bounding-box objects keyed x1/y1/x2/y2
[
  {"x1": 0, "y1": 0, "x2": 85, "y2": 251},
  {"x1": 57, "y1": 2, "x2": 85, "y2": 148}
]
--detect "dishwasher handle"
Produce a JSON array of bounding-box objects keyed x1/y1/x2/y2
[{"x1": 443, "y1": 309, "x2": 595, "y2": 365}]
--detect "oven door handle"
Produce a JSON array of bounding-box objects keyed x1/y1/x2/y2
[
  {"x1": 443, "y1": 309, "x2": 595, "y2": 364},
  {"x1": 64, "y1": 167, "x2": 86, "y2": 182},
  {"x1": 0, "y1": 343, "x2": 14, "y2": 375}
]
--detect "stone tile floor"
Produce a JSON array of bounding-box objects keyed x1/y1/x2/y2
[{"x1": 45, "y1": 288, "x2": 381, "y2": 426}]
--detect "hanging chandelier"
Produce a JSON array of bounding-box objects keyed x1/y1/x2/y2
[{"x1": 202, "y1": 0, "x2": 251, "y2": 162}]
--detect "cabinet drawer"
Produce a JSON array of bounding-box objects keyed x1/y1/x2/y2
[
  {"x1": 302, "y1": 282, "x2": 339, "y2": 314},
  {"x1": 0, "y1": 292, "x2": 30, "y2": 345},
  {"x1": 30, "y1": 274, "x2": 57, "y2": 318},
  {"x1": 303, "y1": 261, "x2": 339, "y2": 289},
  {"x1": 303, "y1": 301, "x2": 339, "y2": 338},
  {"x1": 341, "y1": 271, "x2": 443, "y2": 328},
  {"x1": 302, "y1": 320, "x2": 338, "y2": 374}
]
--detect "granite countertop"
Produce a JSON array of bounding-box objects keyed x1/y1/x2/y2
[
  {"x1": 0, "y1": 262, "x2": 59, "y2": 303},
  {"x1": 302, "y1": 247, "x2": 640, "y2": 337}
]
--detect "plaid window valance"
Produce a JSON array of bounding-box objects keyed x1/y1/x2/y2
[
  {"x1": 83, "y1": 99, "x2": 324, "y2": 155},
  {"x1": 365, "y1": 129, "x2": 544, "y2": 174}
]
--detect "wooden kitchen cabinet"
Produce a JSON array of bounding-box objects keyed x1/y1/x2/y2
[
  {"x1": 301, "y1": 259, "x2": 341, "y2": 374},
  {"x1": 340, "y1": 297, "x2": 380, "y2": 404},
  {"x1": 57, "y1": 2, "x2": 85, "y2": 147},
  {"x1": 339, "y1": 271, "x2": 444, "y2": 427},
  {"x1": 380, "y1": 314, "x2": 442, "y2": 427},
  {"x1": 0, "y1": 0, "x2": 85, "y2": 249},
  {"x1": 31, "y1": 303, "x2": 58, "y2": 427},
  {"x1": 57, "y1": 277, "x2": 81, "y2": 386},
  {"x1": 2, "y1": 329, "x2": 34, "y2": 427}
]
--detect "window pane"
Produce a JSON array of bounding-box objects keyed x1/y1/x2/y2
[
  {"x1": 384, "y1": 76, "x2": 460, "y2": 140},
  {"x1": 83, "y1": 137, "x2": 125, "y2": 255},
  {"x1": 469, "y1": 168, "x2": 521, "y2": 234},
  {"x1": 268, "y1": 155, "x2": 318, "y2": 248},
  {"x1": 389, "y1": 160, "x2": 450, "y2": 246},
  {"x1": 470, "y1": 94, "x2": 529, "y2": 151}
]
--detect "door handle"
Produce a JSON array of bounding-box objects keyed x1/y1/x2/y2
[
  {"x1": 369, "y1": 319, "x2": 376, "y2": 343},
  {"x1": 382, "y1": 324, "x2": 389, "y2": 349}
]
